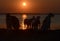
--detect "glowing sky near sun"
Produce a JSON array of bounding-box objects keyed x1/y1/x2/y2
[{"x1": 22, "y1": 2, "x2": 27, "y2": 7}]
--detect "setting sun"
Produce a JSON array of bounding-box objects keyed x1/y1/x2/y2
[
  {"x1": 18, "y1": 1, "x2": 31, "y2": 13},
  {"x1": 22, "y1": 2, "x2": 27, "y2": 7}
]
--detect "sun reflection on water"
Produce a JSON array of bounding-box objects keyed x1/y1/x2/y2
[{"x1": 20, "y1": 14, "x2": 27, "y2": 30}]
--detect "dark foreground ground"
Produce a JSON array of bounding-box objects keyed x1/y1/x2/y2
[{"x1": 0, "y1": 29, "x2": 60, "y2": 41}]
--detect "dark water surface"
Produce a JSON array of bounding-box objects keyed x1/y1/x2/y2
[{"x1": 0, "y1": 13, "x2": 60, "y2": 30}]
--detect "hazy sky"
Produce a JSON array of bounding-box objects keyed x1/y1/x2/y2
[{"x1": 0, "y1": 0, "x2": 60, "y2": 13}]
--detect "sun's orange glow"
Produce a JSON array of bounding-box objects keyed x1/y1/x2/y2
[
  {"x1": 22, "y1": 2, "x2": 27, "y2": 7},
  {"x1": 17, "y1": 1, "x2": 31, "y2": 13}
]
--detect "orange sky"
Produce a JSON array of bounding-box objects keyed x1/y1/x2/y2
[{"x1": 0, "y1": 0, "x2": 60, "y2": 13}]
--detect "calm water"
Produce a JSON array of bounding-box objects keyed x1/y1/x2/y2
[{"x1": 0, "y1": 14, "x2": 60, "y2": 30}]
